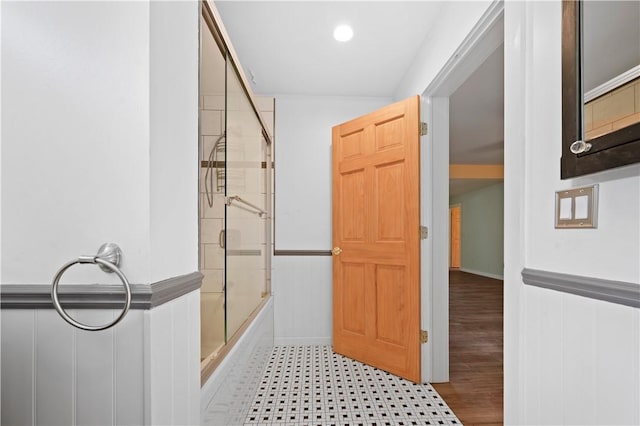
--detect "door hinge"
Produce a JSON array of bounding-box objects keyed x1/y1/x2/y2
[
  {"x1": 420, "y1": 226, "x2": 428, "y2": 240},
  {"x1": 420, "y1": 330, "x2": 428, "y2": 344},
  {"x1": 420, "y1": 122, "x2": 428, "y2": 136}
]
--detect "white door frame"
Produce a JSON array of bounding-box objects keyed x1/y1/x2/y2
[{"x1": 420, "y1": 2, "x2": 504, "y2": 383}]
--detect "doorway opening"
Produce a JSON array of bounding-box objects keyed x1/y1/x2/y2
[
  {"x1": 422, "y1": 6, "x2": 504, "y2": 424},
  {"x1": 438, "y1": 42, "x2": 505, "y2": 426}
]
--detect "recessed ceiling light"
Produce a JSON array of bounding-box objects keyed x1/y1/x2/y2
[{"x1": 333, "y1": 25, "x2": 353, "y2": 42}]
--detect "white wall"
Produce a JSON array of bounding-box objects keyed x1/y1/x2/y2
[
  {"x1": 2, "y1": 1, "x2": 152, "y2": 284},
  {"x1": 394, "y1": 0, "x2": 494, "y2": 100},
  {"x1": 149, "y1": 1, "x2": 199, "y2": 283},
  {"x1": 1, "y1": 1, "x2": 199, "y2": 285},
  {"x1": 1, "y1": 2, "x2": 201, "y2": 424},
  {"x1": 272, "y1": 96, "x2": 390, "y2": 343},
  {"x1": 503, "y1": 2, "x2": 640, "y2": 424},
  {"x1": 274, "y1": 96, "x2": 391, "y2": 250}
]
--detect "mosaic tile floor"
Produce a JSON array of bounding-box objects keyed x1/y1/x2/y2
[{"x1": 244, "y1": 345, "x2": 462, "y2": 426}]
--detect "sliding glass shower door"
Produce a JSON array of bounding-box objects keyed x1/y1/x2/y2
[
  {"x1": 199, "y1": 14, "x2": 226, "y2": 363},
  {"x1": 224, "y1": 58, "x2": 268, "y2": 340},
  {"x1": 199, "y1": 9, "x2": 271, "y2": 379}
]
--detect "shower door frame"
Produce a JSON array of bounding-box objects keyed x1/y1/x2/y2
[{"x1": 199, "y1": 0, "x2": 273, "y2": 385}]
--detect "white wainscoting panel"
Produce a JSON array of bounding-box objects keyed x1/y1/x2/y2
[
  {"x1": 1, "y1": 310, "x2": 36, "y2": 426},
  {"x1": 146, "y1": 289, "x2": 200, "y2": 426},
  {"x1": 521, "y1": 284, "x2": 640, "y2": 425},
  {"x1": 36, "y1": 309, "x2": 76, "y2": 426},
  {"x1": 272, "y1": 256, "x2": 332, "y2": 345},
  {"x1": 75, "y1": 310, "x2": 116, "y2": 425},
  {"x1": 1, "y1": 308, "x2": 146, "y2": 426},
  {"x1": 115, "y1": 310, "x2": 146, "y2": 425},
  {"x1": 1, "y1": 291, "x2": 200, "y2": 426}
]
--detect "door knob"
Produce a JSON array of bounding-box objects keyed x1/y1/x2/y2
[{"x1": 332, "y1": 247, "x2": 342, "y2": 256}]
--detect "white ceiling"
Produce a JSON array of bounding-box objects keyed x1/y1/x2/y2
[
  {"x1": 214, "y1": 1, "x2": 504, "y2": 196},
  {"x1": 449, "y1": 45, "x2": 504, "y2": 165},
  {"x1": 215, "y1": 1, "x2": 444, "y2": 97}
]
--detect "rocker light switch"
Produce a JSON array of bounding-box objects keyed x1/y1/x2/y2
[{"x1": 555, "y1": 184, "x2": 598, "y2": 228}]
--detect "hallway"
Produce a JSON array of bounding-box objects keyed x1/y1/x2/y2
[{"x1": 432, "y1": 271, "x2": 504, "y2": 426}]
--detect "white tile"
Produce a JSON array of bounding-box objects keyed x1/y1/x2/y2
[
  {"x1": 203, "y1": 95, "x2": 225, "y2": 111},
  {"x1": 227, "y1": 255, "x2": 265, "y2": 275},
  {"x1": 201, "y1": 269, "x2": 224, "y2": 292},
  {"x1": 201, "y1": 193, "x2": 225, "y2": 219},
  {"x1": 226, "y1": 216, "x2": 267, "y2": 246},
  {"x1": 261, "y1": 111, "x2": 275, "y2": 136},
  {"x1": 203, "y1": 244, "x2": 224, "y2": 270},
  {"x1": 201, "y1": 110, "x2": 222, "y2": 136},
  {"x1": 236, "y1": 345, "x2": 461, "y2": 426},
  {"x1": 243, "y1": 169, "x2": 267, "y2": 196},
  {"x1": 200, "y1": 218, "x2": 223, "y2": 244},
  {"x1": 201, "y1": 292, "x2": 225, "y2": 359}
]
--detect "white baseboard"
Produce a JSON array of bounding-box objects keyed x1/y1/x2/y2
[
  {"x1": 459, "y1": 268, "x2": 504, "y2": 281},
  {"x1": 274, "y1": 337, "x2": 332, "y2": 346}
]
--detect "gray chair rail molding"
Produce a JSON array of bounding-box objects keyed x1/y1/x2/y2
[
  {"x1": 1, "y1": 271, "x2": 202, "y2": 310},
  {"x1": 522, "y1": 268, "x2": 640, "y2": 308}
]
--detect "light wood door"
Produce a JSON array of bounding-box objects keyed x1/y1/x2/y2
[
  {"x1": 332, "y1": 96, "x2": 421, "y2": 383},
  {"x1": 450, "y1": 206, "x2": 461, "y2": 268}
]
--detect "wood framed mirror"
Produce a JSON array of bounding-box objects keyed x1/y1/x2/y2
[{"x1": 561, "y1": 0, "x2": 640, "y2": 179}]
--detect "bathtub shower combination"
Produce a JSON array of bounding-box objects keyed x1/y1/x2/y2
[{"x1": 199, "y1": 9, "x2": 273, "y2": 384}]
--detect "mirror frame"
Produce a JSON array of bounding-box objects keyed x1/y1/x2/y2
[{"x1": 561, "y1": 0, "x2": 640, "y2": 179}]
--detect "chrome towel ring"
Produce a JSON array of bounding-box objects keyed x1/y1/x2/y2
[{"x1": 51, "y1": 243, "x2": 131, "y2": 331}]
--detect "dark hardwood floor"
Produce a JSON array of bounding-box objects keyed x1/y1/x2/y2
[{"x1": 432, "y1": 270, "x2": 503, "y2": 426}]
